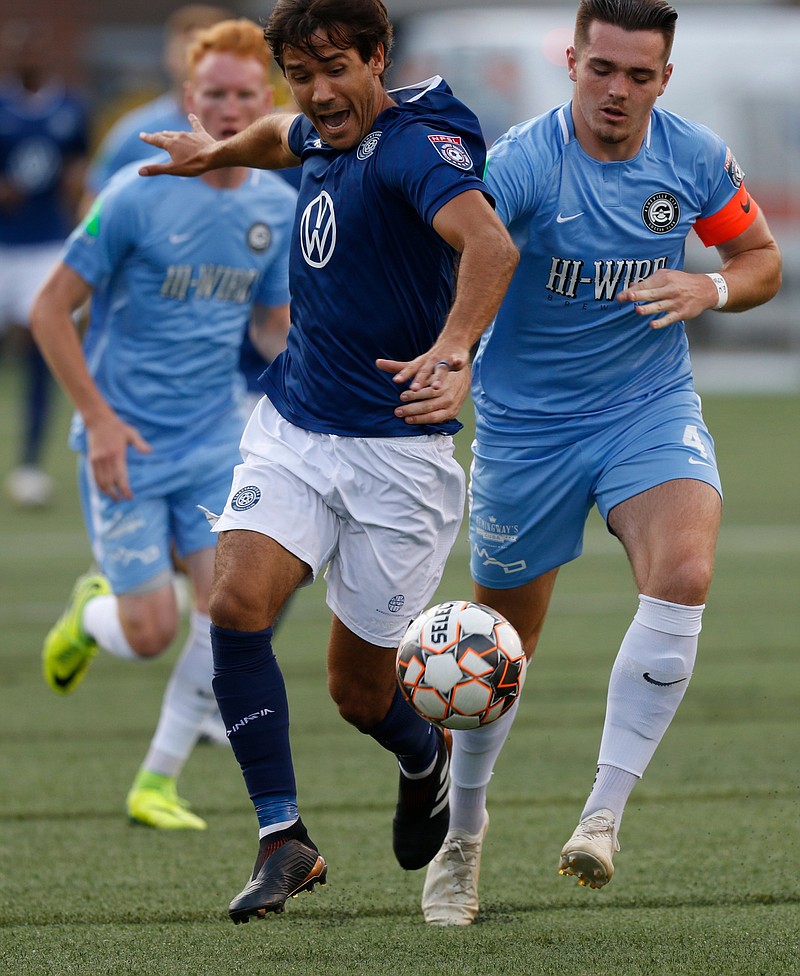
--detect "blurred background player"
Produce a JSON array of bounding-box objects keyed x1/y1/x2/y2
[
  {"x1": 84, "y1": 0, "x2": 300, "y2": 490},
  {"x1": 82, "y1": 3, "x2": 300, "y2": 748},
  {"x1": 84, "y1": 4, "x2": 233, "y2": 197},
  {"x1": 31, "y1": 19, "x2": 297, "y2": 831},
  {"x1": 0, "y1": 18, "x2": 90, "y2": 507}
]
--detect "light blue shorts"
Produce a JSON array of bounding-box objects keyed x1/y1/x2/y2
[
  {"x1": 469, "y1": 389, "x2": 722, "y2": 588},
  {"x1": 78, "y1": 434, "x2": 240, "y2": 595}
]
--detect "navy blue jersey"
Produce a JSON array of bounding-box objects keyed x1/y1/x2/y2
[
  {"x1": 0, "y1": 76, "x2": 89, "y2": 245},
  {"x1": 259, "y1": 77, "x2": 490, "y2": 437}
]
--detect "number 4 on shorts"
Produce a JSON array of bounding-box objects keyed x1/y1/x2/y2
[{"x1": 682, "y1": 424, "x2": 709, "y2": 459}]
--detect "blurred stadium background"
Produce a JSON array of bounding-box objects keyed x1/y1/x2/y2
[{"x1": 3, "y1": 0, "x2": 799, "y2": 394}]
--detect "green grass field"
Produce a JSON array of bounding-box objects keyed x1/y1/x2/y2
[{"x1": 1, "y1": 357, "x2": 798, "y2": 976}]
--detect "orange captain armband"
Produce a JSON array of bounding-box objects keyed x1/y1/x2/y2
[{"x1": 694, "y1": 183, "x2": 759, "y2": 247}]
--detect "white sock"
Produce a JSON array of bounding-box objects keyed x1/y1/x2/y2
[
  {"x1": 142, "y1": 610, "x2": 217, "y2": 778},
  {"x1": 597, "y1": 594, "x2": 704, "y2": 778},
  {"x1": 581, "y1": 764, "x2": 639, "y2": 830},
  {"x1": 82, "y1": 594, "x2": 139, "y2": 660},
  {"x1": 449, "y1": 700, "x2": 519, "y2": 834}
]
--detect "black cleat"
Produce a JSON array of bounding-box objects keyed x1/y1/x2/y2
[
  {"x1": 228, "y1": 823, "x2": 327, "y2": 924},
  {"x1": 393, "y1": 727, "x2": 452, "y2": 870}
]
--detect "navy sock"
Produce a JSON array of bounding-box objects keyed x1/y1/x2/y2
[
  {"x1": 211, "y1": 624, "x2": 296, "y2": 808},
  {"x1": 364, "y1": 686, "x2": 437, "y2": 774},
  {"x1": 23, "y1": 343, "x2": 51, "y2": 465}
]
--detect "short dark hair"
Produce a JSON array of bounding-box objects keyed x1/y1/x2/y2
[
  {"x1": 265, "y1": 0, "x2": 394, "y2": 80},
  {"x1": 575, "y1": 0, "x2": 677, "y2": 59}
]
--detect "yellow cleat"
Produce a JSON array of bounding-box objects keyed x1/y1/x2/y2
[
  {"x1": 42, "y1": 573, "x2": 111, "y2": 694},
  {"x1": 126, "y1": 777, "x2": 207, "y2": 831}
]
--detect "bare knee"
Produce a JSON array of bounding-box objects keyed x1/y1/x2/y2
[
  {"x1": 121, "y1": 614, "x2": 178, "y2": 657},
  {"x1": 329, "y1": 677, "x2": 392, "y2": 730},
  {"x1": 643, "y1": 548, "x2": 716, "y2": 606}
]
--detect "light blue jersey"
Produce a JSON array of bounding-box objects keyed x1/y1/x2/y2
[
  {"x1": 474, "y1": 102, "x2": 743, "y2": 438},
  {"x1": 64, "y1": 161, "x2": 296, "y2": 458},
  {"x1": 85, "y1": 94, "x2": 186, "y2": 194}
]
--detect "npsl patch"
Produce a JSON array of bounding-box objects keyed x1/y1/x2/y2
[
  {"x1": 724, "y1": 147, "x2": 745, "y2": 189},
  {"x1": 428, "y1": 134, "x2": 473, "y2": 171}
]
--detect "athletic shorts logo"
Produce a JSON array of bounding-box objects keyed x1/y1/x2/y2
[
  {"x1": 428, "y1": 134, "x2": 473, "y2": 171},
  {"x1": 387, "y1": 594, "x2": 406, "y2": 613},
  {"x1": 357, "y1": 131, "x2": 382, "y2": 160},
  {"x1": 300, "y1": 190, "x2": 337, "y2": 268},
  {"x1": 642, "y1": 192, "x2": 680, "y2": 234},
  {"x1": 231, "y1": 486, "x2": 262, "y2": 512},
  {"x1": 247, "y1": 222, "x2": 271, "y2": 252}
]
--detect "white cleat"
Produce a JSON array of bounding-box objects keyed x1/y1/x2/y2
[
  {"x1": 422, "y1": 813, "x2": 489, "y2": 926},
  {"x1": 6, "y1": 465, "x2": 54, "y2": 507},
  {"x1": 558, "y1": 808, "x2": 619, "y2": 889}
]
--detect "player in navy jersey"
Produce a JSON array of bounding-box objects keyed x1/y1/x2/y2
[
  {"x1": 139, "y1": 0, "x2": 518, "y2": 922},
  {"x1": 0, "y1": 20, "x2": 89, "y2": 507},
  {"x1": 31, "y1": 21, "x2": 297, "y2": 832},
  {"x1": 419, "y1": 0, "x2": 782, "y2": 926}
]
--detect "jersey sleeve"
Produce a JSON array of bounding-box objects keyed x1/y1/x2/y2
[
  {"x1": 694, "y1": 181, "x2": 759, "y2": 247},
  {"x1": 287, "y1": 116, "x2": 316, "y2": 159},
  {"x1": 693, "y1": 143, "x2": 759, "y2": 247},
  {"x1": 61, "y1": 169, "x2": 142, "y2": 285},
  {"x1": 483, "y1": 128, "x2": 537, "y2": 228},
  {"x1": 253, "y1": 197, "x2": 295, "y2": 309},
  {"x1": 378, "y1": 121, "x2": 490, "y2": 226}
]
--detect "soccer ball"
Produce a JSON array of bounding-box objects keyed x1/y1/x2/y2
[{"x1": 396, "y1": 600, "x2": 527, "y2": 730}]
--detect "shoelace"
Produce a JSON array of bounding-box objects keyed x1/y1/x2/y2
[
  {"x1": 435, "y1": 836, "x2": 481, "y2": 896},
  {"x1": 574, "y1": 813, "x2": 620, "y2": 852}
]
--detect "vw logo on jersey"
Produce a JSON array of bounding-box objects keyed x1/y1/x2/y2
[
  {"x1": 300, "y1": 190, "x2": 337, "y2": 268},
  {"x1": 247, "y1": 222, "x2": 271, "y2": 252},
  {"x1": 428, "y1": 134, "x2": 473, "y2": 171},
  {"x1": 642, "y1": 192, "x2": 680, "y2": 234},
  {"x1": 357, "y1": 130, "x2": 382, "y2": 160},
  {"x1": 231, "y1": 486, "x2": 262, "y2": 512}
]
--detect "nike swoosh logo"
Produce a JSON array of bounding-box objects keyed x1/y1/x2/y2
[
  {"x1": 741, "y1": 195, "x2": 752, "y2": 214},
  {"x1": 643, "y1": 672, "x2": 688, "y2": 687},
  {"x1": 169, "y1": 232, "x2": 192, "y2": 244},
  {"x1": 556, "y1": 212, "x2": 584, "y2": 224},
  {"x1": 688, "y1": 457, "x2": 713, "y2": 467},
  {"x1": 53, "y1": 666, "x2": 82, "y2": 689}
]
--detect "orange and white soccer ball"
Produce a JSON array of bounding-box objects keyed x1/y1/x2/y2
[{"x1": 396, "y1": 600, "x2": 527, "y2": 730}]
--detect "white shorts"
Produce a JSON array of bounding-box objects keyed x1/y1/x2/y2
[
  {"x1": 0, "y1": 242, "x2": 62, "y2": 332},
  {"x1": 214, "y1": 397, "x2": 466, "y2": 647}
]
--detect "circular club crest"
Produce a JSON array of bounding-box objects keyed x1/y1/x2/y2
[
  {"x1": 642, "y1": 192, "x2": 680, "y2": 234},
  {"x1": 357, "y1": 131, "x2": 382, "y2": 160},
  {"x1": 247, "y1": 222, "x2": 271, "y2": 252},
  {"x1": 231, "y1": 486, "x2": 262, "y2": 512},
  {"x1": 388, "y1": 594, "x2": 406, "y2": 613}
]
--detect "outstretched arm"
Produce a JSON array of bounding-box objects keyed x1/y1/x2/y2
[
  {"x1": 138, "y1": 112, "x2": 301, "y2": 177},
  {"x1": 376, "y1": 189, "x2": 518, "y2": 396}
]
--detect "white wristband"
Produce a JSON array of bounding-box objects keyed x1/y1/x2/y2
[{"x1": 705, "y1": 272, "x2": 729, "y2": 310}]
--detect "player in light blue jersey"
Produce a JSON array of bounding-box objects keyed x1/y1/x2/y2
[
  {"x1": 31, "y1": 21, "x2": 297, "y2": 832},
  {"x1": 421, "y1": 0, "x2": 782, "y2": 925},
  {"x1": 139, "y1": 0, "x2": 518, "y2": 923}
]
